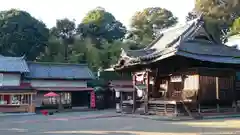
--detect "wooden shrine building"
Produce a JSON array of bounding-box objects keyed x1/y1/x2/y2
[{"x1": 114, "y1": 16, "x2": 240, "y2": 117}]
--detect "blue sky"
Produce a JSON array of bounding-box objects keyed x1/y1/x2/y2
[{"x1": 0, "y1": 0, "x2": 195, "y2": 28}]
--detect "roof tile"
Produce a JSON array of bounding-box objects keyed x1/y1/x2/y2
[
  {"x1": 25, "y1": 62, "x2": 95, "y2": 80},
  {"x1": 0, "y1": 56, "x2": 29, "y2": 73}
]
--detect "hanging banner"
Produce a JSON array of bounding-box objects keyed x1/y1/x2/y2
[{"x1": 90, "y1": 91, "x2": 96, "y2": 108}]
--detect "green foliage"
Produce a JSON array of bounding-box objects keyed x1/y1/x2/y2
[
  {"x1": 1, "y1": 6, "x2": 234, "y2": 73},
  {"x1": 37, "y1": 36, "x2": 65, "y2": 62},
  {"x1": 0, "y1": 9, "x2": 49, "y2": 60},
  {"x1": 195, "y1": 0, "x2": 240, "y2": 24},
  {"x1": 129, "y1": 7, "x2": 178, "y2": 46},
  {"x1": 230, "y1": 17, "x2": 240, "y2": 36},
  {"x1": 194, "y1": 0, "x2": 240, "y2": 43},
  {"x1": 77, "y1": 7, "x2": 126, "y2": 46},
  {"x1": 99, "y1": 71, "x2": 132, "y2": 80},
  {"x1": 51, "y1": 18, "x2": 76, "y2": 43},
  {"x1": 50, "y1": 19, "x2": 76, "y2": 61},
  {"x1": 87, "y1": 79, "x2": 108, "y2": 88}
]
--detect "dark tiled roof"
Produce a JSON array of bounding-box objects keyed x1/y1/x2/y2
[
  {"x1": 0, "y1": 55, "x2": 29, "y2": 73},
  {"x1": 114, "y1": 16, "x2": 240, "y2": 70},
  {"x1": 124, "y1": 48, "x2": 157, "y2": 58},
  {"x1": 123, "y1": 20, "x2": 196, "y2": 58},
  {"x1": 148, "y1": 22, "x2": 195, "y2": 49},
  {"x1": 25, "y1": 62, "x2": 95, "y2": 80},
  {"x1": 178, "y1": 40, "x2": 240, "y2": 57}
]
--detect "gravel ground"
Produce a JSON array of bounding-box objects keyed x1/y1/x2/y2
[{"x1": 0, "y1": 111, "x2": 239, "y2": 135}]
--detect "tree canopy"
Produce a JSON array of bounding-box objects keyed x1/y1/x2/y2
[
  {"x1": 77, "y1": 7, "x2": 127, "y2": 47},
  {"x1": 0, "y1": 9, "x2": 49, "y2": 60},
  {"x1": 195, "y1": 0, "x2": 240, "y2": 23},
  {"x1": 50, "y1": 18, "x2": 76, "y2": 61},
  {"x1": 229, "y1": 17, "x2": 240, "y2": 36},
  {"x1": 194, "y1": 0, "x2": 240, "y2": 43},
  {"x1": 128, "y1": 7, "x2": 178, "y2": 46}
]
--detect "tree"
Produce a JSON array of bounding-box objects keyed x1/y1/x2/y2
[
  {"x1": 77, "y1": 7, "x2": 126, "y2": 47},
  {"x1": 50, "y1": 18, "x2": 76, "y2": 61},
  {"x1": 195, "y1": 0, "x2": 240, "y2": 24},
  {"x1": 129, "y1": 7, "x2": 178, "y2": 45},
  {"x1": 99, "y1": 40, "x2": 125, "y2": 68},
  {"x1": 0, "y1": 9, "x2": 49, "y2": 60},
  {"x1": 37, "y1": 36, "x2": 65, "y2": 62},
  {"x1": 194, "y1": 0, "x2": 240, "y2": 43}
]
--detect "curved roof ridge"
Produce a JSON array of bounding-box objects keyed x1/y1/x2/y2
[
  {"x1": 155, "y1": 16, "x2": 200, "y2": 36},
  {"x1": 122, "y1": 16, "x2": 203, "y2": 54}
]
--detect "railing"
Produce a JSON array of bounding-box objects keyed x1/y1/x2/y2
[{"x1": 179, "y1": 100, "x2": 193, "y2": 117}]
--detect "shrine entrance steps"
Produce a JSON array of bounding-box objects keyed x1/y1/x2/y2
[{"x1": 147, "y1": 100, "x2": 202, "y2": 119}]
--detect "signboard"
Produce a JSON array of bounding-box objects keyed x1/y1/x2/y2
[
  {"x1": 90, "y1": 91, "x2": 96, "y2": 108},
  {"x1": 170, "y1": 76, "x2": 182, "y2": 82}
]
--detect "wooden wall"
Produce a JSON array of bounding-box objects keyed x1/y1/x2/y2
[
  {"x1": 235, "y1": 81, "x2": 240, "y2": 100},
  {"x1": 198, "y1": 75, "x2": 234, "y2": 104},
  {"x1": 152, "y1": 67, "x2": 235, "y2": 105},
  {"x1": 155, "y1": 74, "x2": 199, "y2": 101},
  {"x1": 0, "y1": 105, "x2": 30, "y2": 113}
]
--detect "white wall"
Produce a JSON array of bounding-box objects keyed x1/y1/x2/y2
[
  {"x1": 0, "y1": 73, "x2": 20, "y2": 86},
  {"x1": 29, "y1": 80, "x2": 87, "y2": 88}
]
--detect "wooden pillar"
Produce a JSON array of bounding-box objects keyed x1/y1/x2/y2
[
  {"x1": 132, "y1": 73, "x2": 136, "y2": 113},
  {"x1": 174, "y1": 103, "x2": 178, "y2": 116},
  {"x1": 198, "y1": 103, "x2": 201, "y2": 113},
  {"x1": 59, "y1": 93, "x2": 63, "y2": 110},
  {"x1": 154, "y1": 68, "x2": 159, "y2": 98},
  {"x1": 30, "y1": 94, "x2": 33, "y2": 105},
  {"x1": 144, "y1": 71, "x2": 150, "y2": 114},
  {"x1": 0, "y1": 94, "x2": 3, "y2": 105},
  {"x1": 21, "y1": 94, "x2": 23, "y2": 104},
  {"x1": 120, "y1": 91, "x2": 123, "y2": 113},
  {"x1": 232, "y1": 75, "x2": 237, "y2": 112},
  {"x1": 165, "y1": 80, "x2": 169, "y2": 99},
  {"x1": 216, "y1": 77, "x2": 220, "y2": 112}
]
